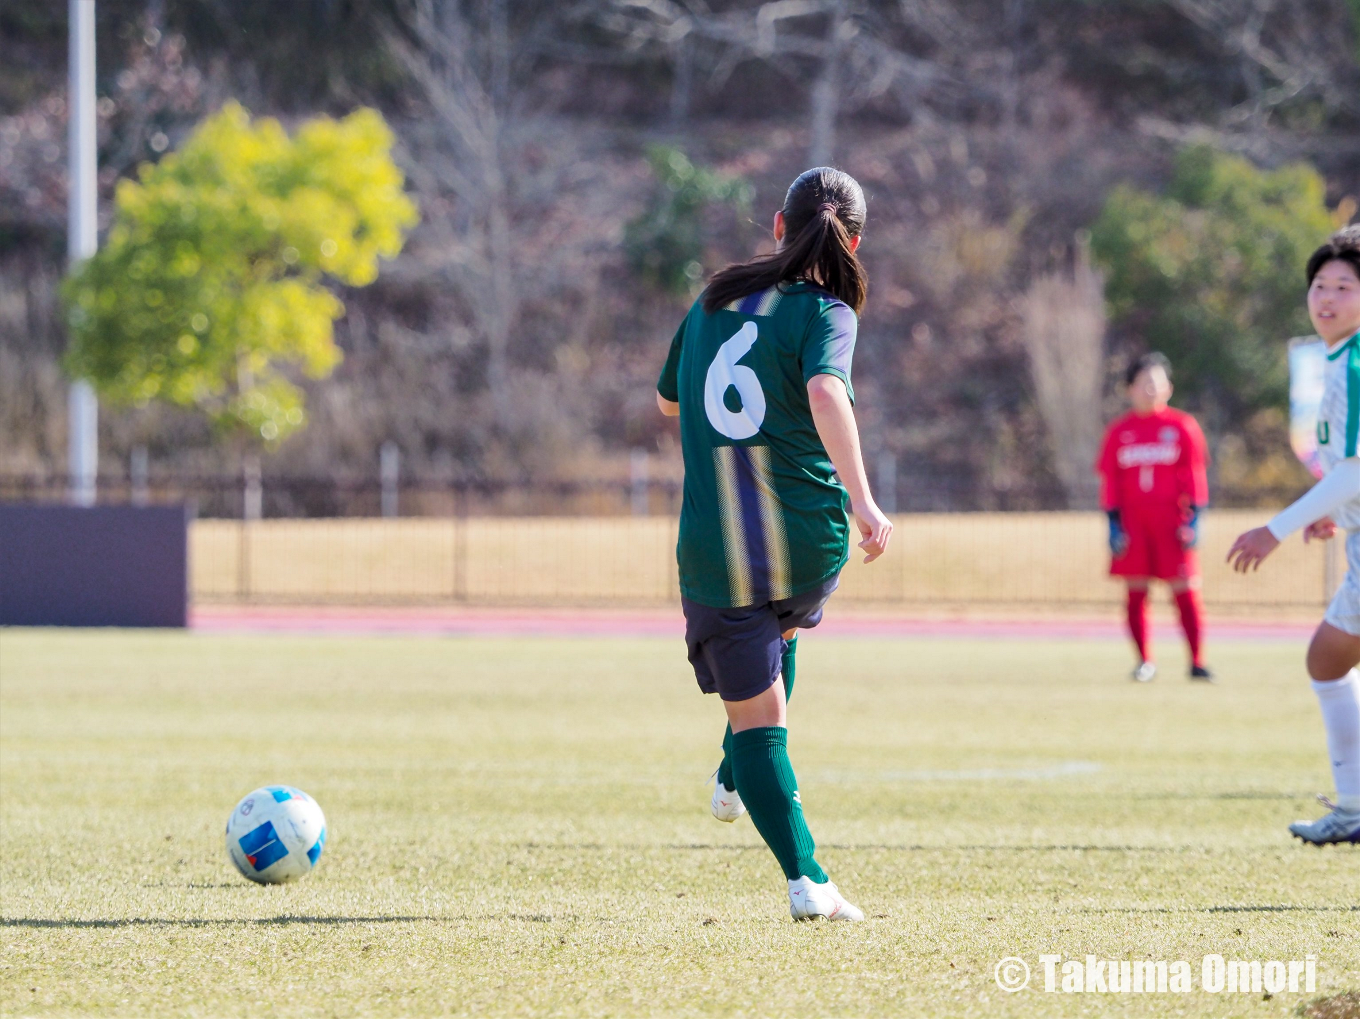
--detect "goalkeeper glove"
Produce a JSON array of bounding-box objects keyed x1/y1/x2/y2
[
  {"x1": 1177, "y1": 505, "x2": 1201, "y2": 550},
  {"x1": 1107, "y1": 509, "x2": 1128, "y2": 557}
]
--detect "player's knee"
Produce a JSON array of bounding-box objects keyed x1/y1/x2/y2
[
  {"x1": 1306, "y1": 651, "x2": 1347, "y2": 682},
  {"x1": 1306, "y1": 651, "x2": 1339, "y2": 682}
]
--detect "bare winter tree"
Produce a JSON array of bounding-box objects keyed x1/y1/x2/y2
[
  {"x1": 585, "y1": 1, "x2": 974, "y2": 166},
  {"x1": 381, "y1": 0, "x2": 636, "y2": 479},
  {"x1": 1168, "y1": 0, "x2": 1360, "y2": 125},
  {"x1": 1021, "y1": 235, "x2": 1106, "y2": 509},
  {"x1": 384, "y1": 2, "x2": 624, "y2": 438},
  {"x1": 748, "y1": 0, "x2": 850, "y2": 165},
  {"x1": 385, "y1": 1, "x2": 518, "y2": 425}
]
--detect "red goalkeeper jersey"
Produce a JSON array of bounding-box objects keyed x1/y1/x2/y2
[{"x1": 1096, "y1": 407, "x2": 1209, "y2": 511}]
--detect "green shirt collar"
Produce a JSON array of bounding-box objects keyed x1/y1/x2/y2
[{"x1": 1325, "y1": 329, "x2": 1360, "y2": 361}]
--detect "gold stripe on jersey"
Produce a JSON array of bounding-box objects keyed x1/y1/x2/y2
[
  {"x1": 713, "y1": 446, "x2": 754, "y2": 606},
  {"x1": 748, "y1": 445, "x2": 791, "y2": 601},
  {"x1": 753, "y1": 287, "x2": 783, "y2": 317}
]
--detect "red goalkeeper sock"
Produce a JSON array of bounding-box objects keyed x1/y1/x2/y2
[
  {"x1": 1174, "y1": 588, "x2": 1204, "y2": 668},
  {"x1": 1126, "y1": 588, "x2": 1150, "y2": 662}
]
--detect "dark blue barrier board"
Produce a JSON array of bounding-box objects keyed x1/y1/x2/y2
[{"x1": 0, "y1": 504, "x2": 189, "y2": 627}]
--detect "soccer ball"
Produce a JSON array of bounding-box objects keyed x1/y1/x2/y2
[{"x1": 225, "y1": 785, "x2": 327, "y2": 884}]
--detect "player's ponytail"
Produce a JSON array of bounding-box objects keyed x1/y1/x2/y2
[{"x1": 702, "y1": 167, "x2": 868, "y2": 315}]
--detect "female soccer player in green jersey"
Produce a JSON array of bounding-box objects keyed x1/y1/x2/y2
[
  {"x1": 656, "y1": 167, "x2": 893, "y2": 920},
  {"x1": 1227, "y1": 226, "x2": 1360, "y2": 846}
]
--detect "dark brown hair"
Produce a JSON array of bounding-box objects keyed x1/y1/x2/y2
[
  {"x1": 1305, "y1": 224, "x2": 1360, "y2": 287},
  {"x1": 702, "y1": 167, "x2": 868, "y2": 314},
  {"x1": 1125, "y1": 351, "x2": 1171, "y2": 387}
]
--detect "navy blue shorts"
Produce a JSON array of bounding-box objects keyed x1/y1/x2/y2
[{"x1": 682, "y1": 575, "x2": 839, "y2": 702}]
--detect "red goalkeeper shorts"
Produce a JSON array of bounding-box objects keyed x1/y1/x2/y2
[{"x1": 1111, "y1": 503, "x2": 1198, "y2": 581}]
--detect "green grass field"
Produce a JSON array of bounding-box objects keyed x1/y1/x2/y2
[{"x1": 1, "y1": 629, "x2": 1357, "y2": 1018}]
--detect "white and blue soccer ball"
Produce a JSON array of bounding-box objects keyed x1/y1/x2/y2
[{"x1": 225, "y1": 785, "x2": 327, "y2": 884}]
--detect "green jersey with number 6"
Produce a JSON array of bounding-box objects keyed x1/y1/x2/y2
[{"x1": 657, "y1": 282, "x2": 857, "y2": 608}]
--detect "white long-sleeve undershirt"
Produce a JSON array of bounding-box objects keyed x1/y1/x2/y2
[{"x1": 1266, "y1": 459, "x2": 1360, "y2": 540}]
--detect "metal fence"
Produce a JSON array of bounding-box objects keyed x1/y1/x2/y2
[
  {"x1": 0, "y1": 467, "x2": 1310, "y2": 520},
  {"x1": 186, "y1": 511, "x2": 1334, "y2": 611},
  {"x1": 2, "y1": 474, "x2": 1333, "y2": 611},
  {"x1": 0, "y1": 474, "x2": 685, "y2": 519}
]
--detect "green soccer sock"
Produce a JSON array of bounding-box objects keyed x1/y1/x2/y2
[
  {"x1": 730, "y1": 726, "x2": 826, "y2": 882},
  {"x1": 716, "y1": 636, "x2": 798, "y2": 790}
]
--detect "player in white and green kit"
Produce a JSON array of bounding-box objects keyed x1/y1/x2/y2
[
  {"x1": 1229, "y1": 226, "x2": 1360, "y2": 845},
  {"x1": 657, "y1": 168, "x2": 893, "y2": 919}
]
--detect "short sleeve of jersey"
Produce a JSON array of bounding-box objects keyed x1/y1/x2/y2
[
  {"x1": 800, "y1": 300, "x2": 857, "y2": 403},
  {"x1": 656, "y1": 311, "x2": 687, "y2": 403}
]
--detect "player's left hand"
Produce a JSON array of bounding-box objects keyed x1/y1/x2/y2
[
  {"x1": 1226, "y1": 526, "x2": 1279, "y2": 573},
  {"x1": 1304, "y1": 517, "x2": 1338, "y2": 544},
  {"x1": 1107, "y1": 509, "x2": 1128, "y2": 557},
  {"x1": 1177, "y1": 506, "x2": 1200, "y2": 550}
]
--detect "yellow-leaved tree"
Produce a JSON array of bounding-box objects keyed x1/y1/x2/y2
[{"x1": 64, "y1": 101, "x2": 418, "y2": 447}]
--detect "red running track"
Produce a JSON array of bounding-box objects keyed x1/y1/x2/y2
[{"x1": 191, "y1": 604, "x2": 1315, "y2": 642}]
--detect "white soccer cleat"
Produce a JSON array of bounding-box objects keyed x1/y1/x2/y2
[
  {"x1": 710, "y1": 779, "x2": 746, "y2": 822},
  {"x1": 1132, "y1": 661, "x2": 1157, "y2": 683},
  {"x1": 788, "y1": 876, "x2": 864, "y2": 922},
  {"x1": 1289, "y1": 796, "x2": 1360, "y2": 845}
]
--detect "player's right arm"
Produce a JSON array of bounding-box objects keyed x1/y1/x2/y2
[
  {"x1": 1095, "y1": 422, "x2": 1127, "y2": 556},
  {"x1": 656, "y1": 311, "x2": 687, "y2": 418}
]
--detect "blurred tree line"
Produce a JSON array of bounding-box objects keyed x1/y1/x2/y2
[{"x1": 2, "y1": 0, "x2": 1358, "y2": 509}]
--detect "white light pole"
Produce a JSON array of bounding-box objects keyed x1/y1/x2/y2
[
  {"x1": 68, "y1": 0, "x2": 98, "y2": 507},
  {"x1": 876, "y1": 450, "x2": 897, "y2": 515},
  {"x1": 380, "y1": 441, "x2": 400, "y2": 518},
  {"x1": 630, "y1": 448, "x2": 649, "y2": 516}
]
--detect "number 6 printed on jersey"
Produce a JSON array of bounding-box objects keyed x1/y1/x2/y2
[{"x1": 704, "y1": 322, "x2": 766, "y2": 440}]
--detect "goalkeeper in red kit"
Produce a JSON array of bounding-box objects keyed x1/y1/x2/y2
[{"x1": 1096, "y1": 353, "x2": 1212, "y2": 682}]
